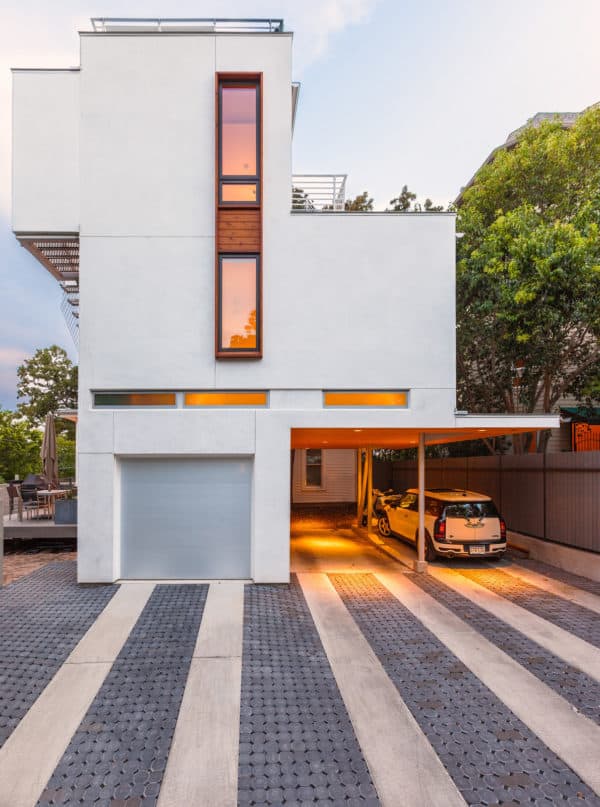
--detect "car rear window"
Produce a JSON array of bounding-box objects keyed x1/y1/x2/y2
[{"x1": 443, "y1": 501, "x2": 499, "y2": 519}]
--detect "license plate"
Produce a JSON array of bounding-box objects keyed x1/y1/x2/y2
[{"x1": 469, "y1": 545, "x2": 487, "y2": 555}]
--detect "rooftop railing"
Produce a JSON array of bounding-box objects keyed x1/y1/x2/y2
[
  {"x1": 90, "y1": 18, "x2": 284, "y2": 33},
  {"x1": 292, "y1": 175, "x2": 347, "y2": 211}
]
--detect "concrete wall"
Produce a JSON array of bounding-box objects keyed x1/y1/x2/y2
[{"x1": 12, "y1": 70, "x2": 79, "y2": 233}]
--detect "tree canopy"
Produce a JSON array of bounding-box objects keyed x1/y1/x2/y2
[
  {"x1": 456, "y1": 108, "x2": 600, "y2": 435},
  {"x1": 0, "y1": 408, "x2": 42, "y2": 481},
  {"x1": 17, "y1": 346, "x2": 78, "y2": 425}
]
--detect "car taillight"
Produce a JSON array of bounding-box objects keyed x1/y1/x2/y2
[
  {"x1": 499, "y1": 518, "x2": 506, "y2": 541},
  {"x1": 434, "y1": 518, "x2": 446, "y2": 542}
]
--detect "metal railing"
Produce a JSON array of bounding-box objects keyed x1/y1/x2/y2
[
  {"x1": 60, "y1": 290, "x2": 79, "y2": 349},
  {"x1": 91, "y1": 18, "x2": 284, "y2": 33},
  {"x1": 292, "y1": 175, "x2": 347, "y2": 211}
]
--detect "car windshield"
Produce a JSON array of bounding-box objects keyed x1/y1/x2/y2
[{"x1": 444, "y1": 501, "x2": 499, "y2": 519}]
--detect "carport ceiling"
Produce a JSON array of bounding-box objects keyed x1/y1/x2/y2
[{"x1": 290, "y1": 427, "x2": 537, "y2": 449}]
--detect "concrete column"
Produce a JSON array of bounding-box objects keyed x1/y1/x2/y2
[
  {"x1": 413, "y1": 432, "x2": 427, "y2": 573},
  {"x1": 253, "y1": 414, "x2": 290, "y2": 583}
]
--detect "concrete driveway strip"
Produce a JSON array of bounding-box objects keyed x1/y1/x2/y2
[
  {"x1": 0, "y1": 582, "x2": 154, "y2": 807},
  {"x1": 298, "y1": 572, "x2": 466, "y2": 807},
  {"x1": 428, "y1": 566, "x2": 600, "y2": 681},
  {"x1": 157, "y1": 580, "x2": 245, "y2": 807},
  {"x1": 501, "y1": 562, "x2": 600, "y2": 615},
  {"x1": 377, "y1": 572, "x2": 600, "y2": 797}
]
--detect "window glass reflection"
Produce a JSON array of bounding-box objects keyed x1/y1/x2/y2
[
  {"x1": 220, "y1": 257, "x2": 258, "y2": 350},
  {"x1": 221, "y1": 87, "x2": 257, "y2": 176}
]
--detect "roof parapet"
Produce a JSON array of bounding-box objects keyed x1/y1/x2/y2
[{"x1": 90, "y1": 18, "x2": 284, "y2": 34}]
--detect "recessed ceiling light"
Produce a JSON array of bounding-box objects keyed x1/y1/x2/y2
[{"x1": 353, "y1": 429, "x2": 362, "y2": 432}]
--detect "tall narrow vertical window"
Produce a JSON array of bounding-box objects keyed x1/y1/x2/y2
[
  {"x1": 305, "y1": 449, "x2": 323, "y2": 488},
  {"x1": 219, "y1": 81, "x2": 260, "y2": 205},
  {"x1": 217, "y1": 255, "x2": 260, "y2": 354}
]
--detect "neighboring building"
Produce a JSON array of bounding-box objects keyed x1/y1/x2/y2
[
  {"x1": 291, "y1": 449, "x2": 356, "y2": 506},
  {"x1": 11, "y1": 17, "x2": 556, "y2": 582}
]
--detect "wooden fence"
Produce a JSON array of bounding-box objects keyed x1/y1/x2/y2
[{"x1": 384, "y1": 452, "x2": 600, "y2": 554}]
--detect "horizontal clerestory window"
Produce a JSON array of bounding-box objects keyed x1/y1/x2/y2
[
  {"x1": 184, "y1": 391, "x2": 267, "y2": 407},
  {"x1": 323, "y1": 391, "x2": 409, "y2": 407},
  {"x1": 93, "y1": 392, "x2": 177, "y2": 407}
]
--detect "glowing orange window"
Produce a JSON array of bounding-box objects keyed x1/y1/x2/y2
[
  {"x1": 324, "y1": 391, "x2": 408, "y2": 407},
  {"x1": 184, "y1": 391, "x2": 267, "y2": 407},
  {"x1": 218, "y1": 256, "x2": 260, "y2": 353}
]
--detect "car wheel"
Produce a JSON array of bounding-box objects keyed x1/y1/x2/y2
[{"x1": 378, "y1": 515, "x2": 391, "y2": 538}]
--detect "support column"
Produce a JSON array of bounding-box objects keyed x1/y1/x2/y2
[
  {"x1": 413, "y1": 432, "x2": 428, "y2": 573},
  {"x1": 367, "y1": 449, "x2": 373, "y2": 535},
  {"x1": 356, "y1": 449, "x2": 363, "y2": 525}
]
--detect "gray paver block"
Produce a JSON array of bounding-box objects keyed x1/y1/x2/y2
[
  {"x1": 330, "y1": 572, "x2": 600, "y2": 807},
  {"x1": 36, "y1": 584, "x2": 207, "y2": 807},
  {"x1": 239, "y1": 577, "x2": 380, "y2": 804},
  {"x1": 0, "y1": 562, "x2": 116, "y2": 750}
]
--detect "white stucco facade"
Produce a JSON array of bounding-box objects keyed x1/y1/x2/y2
[{"x1": 12, "y1": 22, "x2": 558, "y2": 582}]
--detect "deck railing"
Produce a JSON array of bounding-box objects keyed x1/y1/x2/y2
[{"x1": 292, "y1": 175, "x2": 347, "y2": 211}]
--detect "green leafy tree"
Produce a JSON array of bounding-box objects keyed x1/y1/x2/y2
[
  {"x1": 388, "y1": 186, "x2": 445, "y2": 212},
  {"x1": 17, "y1": 346, "x2": 78, "y2": 429},
  {"x1": 0, "y1": 409, "x2": 42, "y2": 481},
  {"x1": 344, "y1": 191, "x2": 374, "y2": 211},
  {"x1": 457, "y1": 108, "x2": 600, "y2": 450},
  {"x1": 388, "y1": 185, "x2": 417, "y2": 211},
  {"x1": 56, "y1": 433, "x2": 76, "y2": 480}
]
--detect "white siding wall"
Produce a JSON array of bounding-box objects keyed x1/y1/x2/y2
[
  {"x1": 292, "y1": 449, "x2": 356, "y2": 504},
  {"x1": 12, "y1": 70, "x2": 79, "y2": 233}
]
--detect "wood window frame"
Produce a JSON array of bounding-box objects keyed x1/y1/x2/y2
[
  {"x1": 216, "y1": 254, "x2": 261, "y2": 356},
  {"x1": 216, "y1": 72, "x2": 263, "y2": 360},
  {"x1": 217, "y1": 79, "x2": 261, "y2": 206}
]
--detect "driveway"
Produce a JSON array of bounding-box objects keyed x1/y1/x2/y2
[{"x1": 0, "y1": 529, "x2": 599, "y2": 806}]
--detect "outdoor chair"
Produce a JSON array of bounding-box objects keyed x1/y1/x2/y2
[{"x1": 16, "y1": 488, "x2": 39, "y2": 521}]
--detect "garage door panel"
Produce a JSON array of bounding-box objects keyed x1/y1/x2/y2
[{"x1": 121, "y1": 458, "x2": 251, "y2": 579}]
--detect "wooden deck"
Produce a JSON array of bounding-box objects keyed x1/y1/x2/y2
[{"x1": 2, "y1": 515, "x2": 77, "y2": 540}]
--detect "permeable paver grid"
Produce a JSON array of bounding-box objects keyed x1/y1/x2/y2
[
  {"x1": 330, "y1": 572, "x2": 599, "y2": 807},
  {"x1": 459, "y1": 568, "x2": 600, "y2": 648},
  {"x1": 411, "y1": 571, "x2": 600, "y2": 725},
  {"x1": 516, "y1": 559, "x2": 600, "y2": 598},
  {"x1": 239, "y1": 577, "x2": 379, "y2": 806},
  {"x1": 0, "y1": 562, "x2": 116, "y2": 750},
  {"x1": 37, "y1": 584, "x2": 208, "y2": 807}
]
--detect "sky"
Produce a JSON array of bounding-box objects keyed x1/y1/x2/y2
[{"x1": 1, "y1": 0, "x2": 600, "y2": 408}]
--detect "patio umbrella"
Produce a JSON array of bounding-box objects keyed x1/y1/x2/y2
[{"x1": 41, "y1": 413, "x2": 59, "y2": 486}]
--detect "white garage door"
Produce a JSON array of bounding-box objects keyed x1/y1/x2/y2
[{"x1": 121, "y1": 458, "x2": 251, "y2": 579}]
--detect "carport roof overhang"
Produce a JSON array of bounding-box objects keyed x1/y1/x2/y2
[{"x1": 290, "y1": 416, "x2": 560, "y2": 449}]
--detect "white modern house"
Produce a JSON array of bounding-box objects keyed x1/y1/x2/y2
[{"x1": 11, "y1": 17, "x2": 557, "y2": 583}]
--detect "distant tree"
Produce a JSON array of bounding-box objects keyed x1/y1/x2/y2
[
  {"x1": 344, "y1": 191, "x2": 374, "y2": 211},
  {"x1": 388, "y1": 186, "x2": 445, "y2": 212},
  {"x1": 388, "y1": 185, "x2": 417, "y2": 211},
  {"x1": 423, "y1": 198, "x2": 445, "y2": 212},
  {"x1": 56, "y1": 433, "x2": 76, "y2": 480},
  {"x1": 0, "y1": 409, "x2": 42, "y2": 481},
  {"x1": 230, "y1": 310, "x2": 257, "y2": 349},
  {"x1": 456, "y1": 108, "x2": 600, "y2": 450},
  {"x1": 17, "y1": 346, "x2": 78, "y2": 429}
]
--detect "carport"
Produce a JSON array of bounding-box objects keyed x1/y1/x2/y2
[{"x1": 291, "y1": 421, "x2": 555, "y2": 572}]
